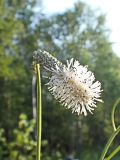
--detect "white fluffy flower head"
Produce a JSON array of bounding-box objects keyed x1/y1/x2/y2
[{"x1": 47, "y1": 58, "x2": 103, "y2": 116}]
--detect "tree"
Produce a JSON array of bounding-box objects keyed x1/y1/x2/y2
[{"x1": 0, "y1": 0, "x2": 40, "y2": 132}]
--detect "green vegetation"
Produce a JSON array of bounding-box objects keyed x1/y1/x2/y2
[{"x1": 0, "y1": 0, "x2": 120, "y2": 159}]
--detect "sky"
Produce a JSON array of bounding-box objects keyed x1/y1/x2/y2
[{"x1": 39, "y1": 0, "x2": 120, "y2": 56}]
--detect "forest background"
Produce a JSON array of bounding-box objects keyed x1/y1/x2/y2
[{"x1": 0, "y1": 0, "x2": 120, "y2": 159}]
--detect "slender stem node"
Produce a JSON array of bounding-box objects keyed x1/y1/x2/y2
[{"x1": 36, "y1": 64, "x2": 42, "y2": 160}]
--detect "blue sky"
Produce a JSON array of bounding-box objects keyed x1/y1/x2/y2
[{"x1": 38, "y1": 0, "x2": 120, "y2": 56}]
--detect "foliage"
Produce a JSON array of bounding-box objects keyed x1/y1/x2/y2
[
  {"x1": 0, "y1": 113, "x2": 64, "y2": 160},
  {"x1": 0, "y1": 114, "x2": 36, "y2": 160}
]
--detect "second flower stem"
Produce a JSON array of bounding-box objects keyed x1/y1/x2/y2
[{"x1": 99, "y1": 125, "x2": 120, "y2": 160}]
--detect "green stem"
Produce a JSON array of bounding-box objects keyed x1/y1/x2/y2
[
  {"x1": 99, "y1": 126, "x2": 120, "y2": 160},
  {"x1": 36, "y1": 64, "x2": 42, "y2": 160},
  {"x1": 106, "y1": 145, "x2": 120, "y2": 160},
  {"x1": 111, "y1": 98, "x2": 120, "y2": 131}
]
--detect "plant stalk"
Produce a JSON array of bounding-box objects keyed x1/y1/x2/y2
[
  {"x1": 36, "y1": 64, "x2": 42, "y2": 160},
  {"x1": 111, "y1": 98, "x2": 120, "y2": 131}
]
